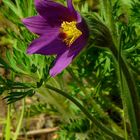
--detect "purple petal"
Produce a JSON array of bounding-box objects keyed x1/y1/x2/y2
[
  {"x1": 27, "y1": 29, "x2": 61, "y2": 54},
  {"x1": 35, "y1": 38, "x2": 67, "y2": 55},
  {"x1": 34, "y1": 0, "x2": 75, "y2": 25},
  {"x1": 49, "y1": 33, "x2": 88, "y2": 77},
  {"x1": 77, "y1": 18, "x2": 89, "y2": 37},
  {"x1": 69, "y1": 35, "x2": 88, "y2": 56},
  {"x1": 49, "y1": 50, "x2": 74, "y2": 77},
  {"x1": 22, "y1": 15, "x2": 59, "y2": 35},
  {"x1": 67, "y1": 0, "x2": 81, "y2": 22},
  {"x1": 69, "y1": 18, "x2": 89, "y2": 54},
  {"x1": 67, "y1": 0, "x2": 75, "y2": 13}
]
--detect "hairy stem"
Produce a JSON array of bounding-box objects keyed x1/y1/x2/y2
[
  {"x1": 110, "y1": 45, "x2": 140, "y2": 140},
  {"x1": 45, "y1": 84, "x2": 124, "y2": 140}
]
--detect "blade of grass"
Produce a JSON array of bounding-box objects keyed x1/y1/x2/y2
[
  {"x1": 12, "y1": 99, "x2": 25, "y2": 140},
  {"x1": 27, "y1": 0, "x2": 34, "y2": 16},
  {"x1": 5, "y1": 105, "x2": 11, "y2": 140},
  {"x1": 15, "y1": 0, "x2": 23, "y2": 18}
]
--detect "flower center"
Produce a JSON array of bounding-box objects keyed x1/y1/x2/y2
[{"x1": 60, "y1": 21, "x2": 82, "y2": 46}]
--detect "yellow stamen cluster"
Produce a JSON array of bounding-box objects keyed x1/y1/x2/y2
[{"x1": 61, "y1": 21, "x2": 82, "y2": 46}]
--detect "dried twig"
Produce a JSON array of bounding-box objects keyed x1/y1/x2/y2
[{"x1": 0, "y1": 127, "x2": 59, "y2": 137}]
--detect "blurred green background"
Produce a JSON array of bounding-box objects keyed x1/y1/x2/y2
[{"x1": 0, "y1": 0, "x2": 140, "y2": 140}]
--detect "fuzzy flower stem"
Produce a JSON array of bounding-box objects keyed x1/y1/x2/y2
[
  {"x1": 45, "y1": 84, "x2": 124, "y2": 140},
  {"x1": 100, "y1": 0, "x2": 140, "y2": 138},
  {"x1": 110, "y1": 45, "x2": 140, "y2": 140}
]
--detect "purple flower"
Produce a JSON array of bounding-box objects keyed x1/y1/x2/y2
[{"x1": 22, "y1": 0, "x2": 89, "y2": 77}]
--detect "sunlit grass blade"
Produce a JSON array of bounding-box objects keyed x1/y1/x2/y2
[
  {"x1": 12, "y1": 99, "x2": 25, "y2": 140},
  {"x1": 15, "y1": 0, "x2": 23, "y2": 18},
  {"x1": 27, "y1": 0, "x2": 34, "y2": 16}
]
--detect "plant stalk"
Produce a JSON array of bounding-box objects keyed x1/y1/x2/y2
[
  {"x1": 110, "y1": 45, "x2": 140, "y2": 139},
  {"x1": 45, "y1": 84, "x2": 124, "y2": 140}
]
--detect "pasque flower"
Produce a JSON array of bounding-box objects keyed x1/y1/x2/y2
[{"x1": 22, "y1": 0, "x2": 89, "y2": 76}]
